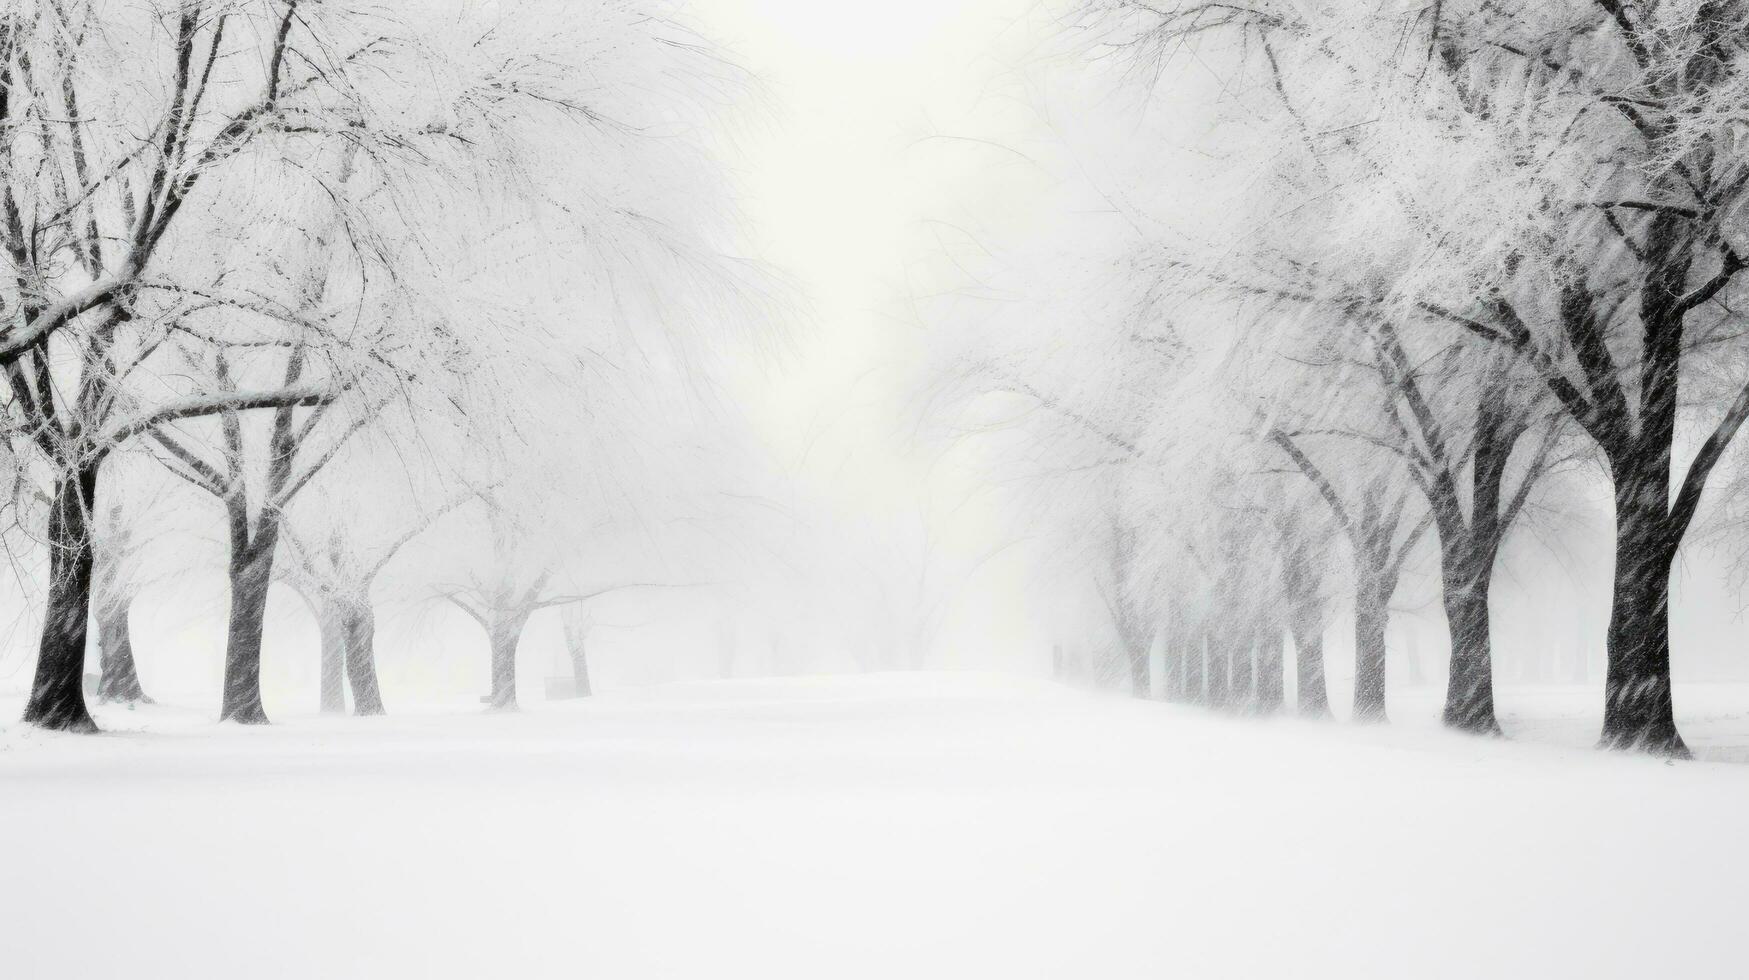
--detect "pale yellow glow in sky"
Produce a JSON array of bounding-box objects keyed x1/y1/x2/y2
[
  {"x1": 690, "y1": 0, "x2": 1052, "y2": 666},
  {"x1": 693, "y1": 0, "x2": 1034, "y2": 455}
]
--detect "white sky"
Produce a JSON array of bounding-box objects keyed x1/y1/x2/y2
[
  {"x1": 691, "y1": 0, "x2": 1035, "y2": 455},
  {"x1": 685, "y1": 0, "x2": 1061, "y2": 669}
]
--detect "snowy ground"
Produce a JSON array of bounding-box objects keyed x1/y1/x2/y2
[{"x1": 2, "y1": 673, "x2": 1748, "y2": 979}]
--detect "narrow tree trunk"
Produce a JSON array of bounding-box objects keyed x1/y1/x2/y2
[
  {"x1": 221, "y1": 548, "x2": 275, "y2": 724},
  {"x1": 1440, "y1": 543, "x2": 1502, "y2": 735},
  {"x1": 24, "y1": 464, "x2": 101, "y2": 732},
  {"x1": 1352, "y1": 570, "x2": 1389, "y2": 723},
  {"x1": 1600, "y1": 496, "x2": 1686, "y2": 756},
  {"x1": 318, "y1": 600, "x2": 346, "y2": 714},
  {"x1": 1182, "y1": 633, "x2": 1206, "y2": 704},
  {"x1": 1433, "y1": 378, "x2": 1522, "y2": 735},
  {"x1": 1126, "y1": 639, "x2": 1149, "y2": 699},
  {"x1": 1205, "y1": 632, "x2": 1232, "y2": 708},
  {"x1": 1293, "y1": 629, "x2": 1330, "y2": 718},
  {"x1": 1228, "y1": 630, "x2": 1255, "y2": 711},
  {"x1": 1161, "y1": 627, "x2": 1183, "y2": 703},
  {"x1": 96, "y1": 595, "x2": 151, "y2": 704},
  {"x1": 1254, "y1": 629, "x2": 1284, "y2": 715},
  {"x1": 1161, "y1": 648, "x2": 1182, "y2": 702},
  {"x1": 343, "y1": 603, "x2": 385, "y2": 716},
  {"x1": 1276, "y1": 520, "x2": 1330, "y2": 718}
]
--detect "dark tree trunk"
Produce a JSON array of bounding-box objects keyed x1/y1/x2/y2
[
  {"x1": 1600, "y1": 493, "x2": 1686, "y2": 756},
  {"x1": 318, "y1": 600, "x2": 346, "y2": 714},
  {"x1": 221, "y1": 547, "x2": 275, "y2": 724},
  {"x1": 1428, "y1": 377, "x2": 1523, "y2": 736},
  {"x1": 488, "y1": 616, "x2": 526, "y2": 711},
  {"x1": 344, "y1": 603, "x2": 385, "y2": 716},
  {"x1": 217, "y1": 337, "x2": 313, "y2": 724},
  {"x1": 1352, "y1": 570, "x2": 1389, "y2": 723},
  {"x1": 1596, "y1": 218, "x2": 1690, "y2": 756},
  {"x1": 96, "y1": 595, "x2": 151, "y2": 704},
  {"x1": 1440, "y1": 544, "x2": 1501, "y2": 735},
  {"x1": 24, "y1": 464, "x2": 101, "y2": 732}
]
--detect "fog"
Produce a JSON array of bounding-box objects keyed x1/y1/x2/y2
[{"x1": 5, "y1": 2, "x2": 1749, "y2": 977}]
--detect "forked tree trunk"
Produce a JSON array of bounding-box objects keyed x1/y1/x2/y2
[
  {"x1": 221, "y1": 547, "x2": 275, "y2": 724},
  {"x1": 1429, "y1": 380, "x2": 1522, "y2": 736},
  {"x1": 1600, "y1": 489, "x2": 1686, "y2": 756},
  {"x1": 317, "y1": 600, "x2": 346, "y2": 714},
  {"x1": 1593, "y1": 213, "x2": 1693, "y2": 756},
  {"x1": 1352, "y1": 569, "x2": 1390, "y2": 723},
  {"x1": 96, "y1": 596, "x2": 151, "y2": 704},
  {"x1": 343, "y1": 603, "x2": 385, "y2": 716},
  {"x1": 24, "y1": 464, "x2": 101, "y2": 732}
]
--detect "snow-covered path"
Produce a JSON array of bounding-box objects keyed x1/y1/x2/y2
[{"x1": 2, "y1": 673, "x2": 1746, "y2": 978}]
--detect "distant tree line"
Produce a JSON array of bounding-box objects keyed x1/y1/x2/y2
[{"x1": 932, "y1": 0, "x2": 1749, "y2": 757}]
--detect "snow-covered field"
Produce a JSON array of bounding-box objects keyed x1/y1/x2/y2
[{"x1": 3, "y1": 673, "x2": 1748, "y2": 979}]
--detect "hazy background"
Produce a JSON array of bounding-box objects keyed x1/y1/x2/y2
[{"x1": 3, "y1": 0, "x2": 1748, "y2": 718}]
